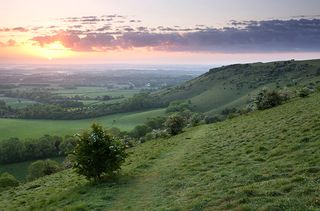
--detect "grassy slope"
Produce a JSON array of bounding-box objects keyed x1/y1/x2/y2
[
  {"x1": 0, "y1": 108, "x2": 165, "y2": 140},
  {"x1": 156, "y1": 59, "x2": 320, "y2": 115},
  {"x1": 1, "y1": 93, "x2": 319, "y2": 210}
]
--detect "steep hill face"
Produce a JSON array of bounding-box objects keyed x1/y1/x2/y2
[
  {"x1": 156, "y1": 59, "x2": 320, "y2": 114},
  {"x1": 1, "y1": 92, "x2": 319, "y2": 210}
]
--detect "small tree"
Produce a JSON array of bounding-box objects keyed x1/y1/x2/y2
[
  {"x1": 164, "y1": 114, "x2": 185, "y2": 135},
  {"x1": 72, "y1": 123, "x2": 127, "y2": 181}
]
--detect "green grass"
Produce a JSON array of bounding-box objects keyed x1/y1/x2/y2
[
  {"x1": 0, "y1": 108, "x2": 166, "y2": 140},
  {"x1": 0, "y1": 92, "x2": 319, "y2": 210},
  {"x1": 0, "y1": 157, "x2": 65, "y2": 181},
  {"x1": 53, "y1": 87, "x2": 140, "y2": 98},
  {"x1": 0, "y1": 96, "x2": 37, "y2": 109},
  {"x1": 156, "y1": 59, "x2": 320, "y2": 115}
]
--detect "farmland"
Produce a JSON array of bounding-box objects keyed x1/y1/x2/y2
[{"x1": 0, "y1": 108, "x2": 166, "y2": 140}]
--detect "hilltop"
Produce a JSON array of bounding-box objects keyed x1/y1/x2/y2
[
  {"x1": 0, "y1": 91, "x2": 319, "y2": 210},
  {"x1": 156, "y1": 59, "x2": 320, "y2": 114}
]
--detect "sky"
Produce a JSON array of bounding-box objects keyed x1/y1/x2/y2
[{"x1": 0, "y1": 0, "x2": 320, "y2": 65}]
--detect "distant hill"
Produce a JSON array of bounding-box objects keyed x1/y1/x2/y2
[
  {"x1": 155, "y1": 59, "x2": 320, "y2": 114},
  {"x1": 1, "y1": 91, "x2": 319, "y2": 210}
]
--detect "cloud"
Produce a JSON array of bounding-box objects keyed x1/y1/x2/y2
[
  {"x1": 0, "y1": 27, "x2": 28, "y2": 32},
  {"x1": 12, "y1": 27, "x2": 28, "y2": 32},
  {"x1": 0, "y1": 39, "x2": 17, "y2": 47},
  {"x1": 29, "y1": 18, "x2": 320, "y2": 53}
]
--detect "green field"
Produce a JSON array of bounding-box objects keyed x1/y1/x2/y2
[
  {"x1": 0, "y1": 157, "x2": 64, "y2": 181},
  {"x1": 0, "y1": 96, "x2": 37, "y2": 109},
  {"x1": 0, "y1": 108, "x2": 166, "y2": 140},
  {"x1": 53, "y1": 87, "x2": 140, "y2": 98},
  {"x1": 0, "y1": 92, "x2": 319, "y2": 210}
]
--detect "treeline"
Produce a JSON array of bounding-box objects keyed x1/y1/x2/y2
[
  {"x1": 0, "y1": 92, "x2": 167, "y2": 120},
  {"x1": 0, "y1": 135, "x2": 76, "y2": 164}
]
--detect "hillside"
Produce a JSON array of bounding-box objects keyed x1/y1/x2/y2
[
  {"x1": 0, "y1": 92, "x2": 319, "y2": 210},
  {"x1": 156, "y1": 59, "x2": 320, "y2": 115}
]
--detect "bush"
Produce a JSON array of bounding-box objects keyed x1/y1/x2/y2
[
  {"x1": 166, "y1": 100, "x2": 192, "y2": 113},
  {"x1": 255, "y1": 89, "x2": 283, "y2": 110},
  {"x1": 27, "y1": 159, "x2": 62, "y2": 181},
  {"x1": 72, "y1": 123, "x2": 127, "y2": 181},
  {"x1": 298, "y1": 87, "x2": 311, "y2": 98},
  {"x1": 130, "y1": 125, "x2": 152, "y2": 139},
  {"x1": 145, "y1": 116, "x2": 166, "y2": 130},
  {"x1": 0, "y1": 172, "x2": 19, "y2": 189},
  {"x1": 204, "y1": 115, "x2": 221, "y2": 124},
  {"x1": 145, "y1": 129, "x2": 170, "y2": 141},
  {"x1": 189, "y1": 113, "x2": 205, "y2": 127},
  {"x1": 164, "y1": 114, "x2": 185, "y2": 135}
]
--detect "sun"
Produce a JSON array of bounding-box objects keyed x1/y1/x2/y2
[{"x1": 25, "y1": 41, "x2": 74, "y2": 60}]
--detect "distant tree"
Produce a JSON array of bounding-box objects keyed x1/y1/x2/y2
[
  {"x1": 60, "y1": 135, "x2": 77, "y2": 155},
  {"x1": 0, "y1": 138, "x2": 25, "y2": 164},
  {"x1": 102, "y1": 95, "x2": 112, "y2": 101},
  {"x1": 130, "y1": 125, "x2": 152, "y2": 139},
  {"x1": 72, "y1": 123, "x2": 127, "y2": 181},
  {"x1": 164, "y1": 114, "x2": 185, "y2": 135},
  {"x1": 166, "y1": 100, "x2": 191, "y2": 113},
  {"x1": 145, "y1": 116, "x2": 166, "y2": 130},
  {"x1": 27, "y1": 159, "x2": 62, "y2": 181}
]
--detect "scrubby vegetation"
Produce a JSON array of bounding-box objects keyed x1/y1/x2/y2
[
  {"x1": 254, "y1": 88, "x2": 283, "y2": 110},
  {"x1": 0, "y1": 92, "x2": 319, "y2": 210},
  {"x1": 27, "y1": 159, "x2": 62, "y2": 181}
]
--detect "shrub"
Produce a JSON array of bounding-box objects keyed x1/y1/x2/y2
[
  {"x1": 255, "y1": 89, "x2": 283, "y2": 110},
  {"x1": 145, "y1": 116, "x2": 166, "y2": 130},
  {"x1": 0, "y1": 172, "x2": 19, "y2": 189},
  {"x1": 145, "y1": 129, "x2": 170, "y2": 140},
  {"x1": 298, "y1": 87, "x2": 311, "y2": 98},
  {"x1": 72, "y1": 123, "x2": 127, "y2": 181},
  {"x1": 164, "y1": 114, "x2": 185, "y2": 135},
  {"x1": 166, "y1": 100, "x2": 192, "y2": 113},
  {"x1": 130, "y1": 125, "x2": 152, "y2": 139},
  {"x1": 27, "y1": 159, "x2": 62, "y2": 181},
  {"x1": 204, "y1": 115, "x2": 220, "y2": 124},
  {"x1": 189, "y1": 113, "x2": 205, "y2": 127}
]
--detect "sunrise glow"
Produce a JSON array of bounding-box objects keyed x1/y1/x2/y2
[{"x1": 0, "y1": 0, "x2": 320, "y2": 64}]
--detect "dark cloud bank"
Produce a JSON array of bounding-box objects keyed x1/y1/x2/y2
[{"x1": 31, "y1": 18, "x2": 320, "y2": 53}]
